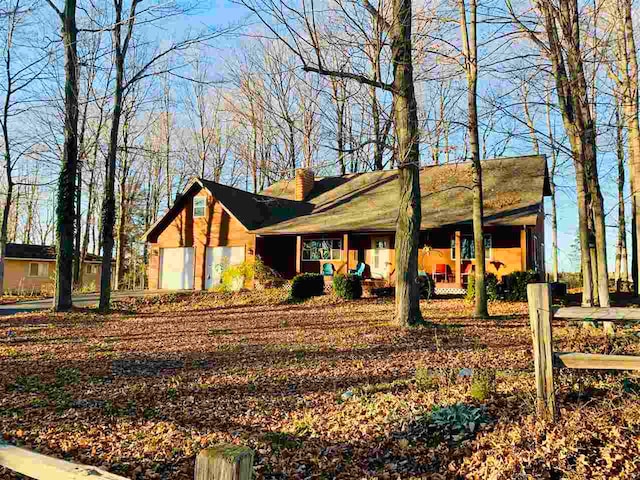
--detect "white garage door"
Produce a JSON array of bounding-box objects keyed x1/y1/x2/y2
[
  {"x1": 205, "y1": 246, "x2": 245, "y2": 289},
  {"x1": 159, "y1": 247, "x2": 195, "y2": 290}
]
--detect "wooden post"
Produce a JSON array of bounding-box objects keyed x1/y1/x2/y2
[
  {"x1": 520, "y1": 227, "x2": 528, "y2": 271},
  {"x1": 295, "y1": 235, "x2": 302, "y2": 274},
  {"x1": 343, "y1": 233, "x2": 350, "y2": 273},
  {"x1": 454, "y1": 230, "x2": 461, "y2": 286},
  {"x1": 527, "y1": 283, "x2": 556, "y2": 421},
  {"x1": 195, "y1": 444, "x2": 254, "y2": 480}
]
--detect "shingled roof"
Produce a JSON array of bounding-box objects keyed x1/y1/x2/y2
[
  {"x1": 5, "y1": 243, "x2": 104, "y2": 262},
  {"x1": 143, "y1": 155, "x2": 550, "y2": 240},
  {"x1": 255, "y1": 155, "x2": 550, "y2": 234}
]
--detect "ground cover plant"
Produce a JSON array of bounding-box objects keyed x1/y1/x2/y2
[{"x1": 1, "y1": 290, "x2": 640, "y2": 478}]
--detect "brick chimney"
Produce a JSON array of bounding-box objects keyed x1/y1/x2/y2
[{"x1": 295, "y1": 168, "x2": 314, "y2": 201}]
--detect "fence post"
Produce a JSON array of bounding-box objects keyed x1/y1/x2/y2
[
  {"x1": 527, "y1": 283, "x2": 556, "y2": 422},
  {"x1": 195, "y1": 444, "x2": 254, "y2": 480}
]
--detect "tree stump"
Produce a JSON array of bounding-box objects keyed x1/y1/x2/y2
[{"x1": 195, "y1": 444, "x2": 254, "y2": 480}]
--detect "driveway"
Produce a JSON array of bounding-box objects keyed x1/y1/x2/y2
[{"x1": 0, "y1": 290, "x2": 167, "y2": 316}]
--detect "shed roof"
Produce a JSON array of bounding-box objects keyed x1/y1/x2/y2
[{"x1": 255, "y1": 155, "x2": 550, "y2": 234}]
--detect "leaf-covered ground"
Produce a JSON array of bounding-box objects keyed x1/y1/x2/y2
[{"x1": 1, "y1": 290, "x2": 640, "y2": 479}]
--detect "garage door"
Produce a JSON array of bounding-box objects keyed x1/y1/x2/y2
[
  {"x1": 159, "y1": 247, "x2": 194, "y2": 290},
  {"x1": 205, "y1": 246, "x2": 245, "y2": 289}
]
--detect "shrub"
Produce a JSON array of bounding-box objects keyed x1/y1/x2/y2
[
  {"x1": 333, "y1": 274, "x2": 362, "y2": 299},
  {"x1": 415, "y1": 365, "x2": 438, "y2": 391},
  {"x1": 501, "y1": 270, "x2": 539, "y2": 301},
  {"x1": 470, "y1": 368, "x2": 496, "y2": 401},
  {"x1": 221, "y1": 262, "x2": 254, "y2": 292},
  {"x1": 466, "y1": 273, "x2": 499, "y2": 301},
  {"x1": 418, "y1": 274, "x2": 435, "y2": 300},
  {"x1": 253, "y1": 256, "x2": 285, "y2": 289},
  {"x1": 290, "y1": 273, "x2": 324, "y2": 299}
]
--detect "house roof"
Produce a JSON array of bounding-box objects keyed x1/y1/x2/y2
[
  {"x1": 141, "y1": 178, "x2": 313, "y2": 241},
  {"x1": 5, "y1": 243, "x2": 104, "y2": 262},
  {"x1": 143, "y1": 155, "x2": 550, "y2": 240},
  {"x1": 256, "y1": 155, "x2": 550, "y2": 234}
]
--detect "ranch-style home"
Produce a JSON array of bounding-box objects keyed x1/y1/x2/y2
[
  {"x1": 2, "y1": 243, "x2": 106, "y2": 294},
  {"x1": 143, "y1": 155, "x2": 551, "y2": 294}
]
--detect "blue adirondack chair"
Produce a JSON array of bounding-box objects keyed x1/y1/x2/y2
[
  {"x1": 349, "y1": 262, "x2": 366, "y2": 277},
  {"x1": 322, "y1": 263, "x2": 334, "y2": 276}
]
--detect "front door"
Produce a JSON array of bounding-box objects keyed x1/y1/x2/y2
[{"x1": 370, "y1": 237, "x2": 390, "y2": 279}]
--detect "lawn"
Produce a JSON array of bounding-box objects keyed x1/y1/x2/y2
[{"x1": 1, "y1": 290, "x2": 640, "y2": 479}]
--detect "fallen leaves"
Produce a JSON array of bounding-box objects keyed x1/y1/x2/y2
[{"x1": 0, "y1": 290, "x2": 638, "y2": 479}]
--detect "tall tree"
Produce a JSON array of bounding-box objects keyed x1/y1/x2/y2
[
  {"x1": 46, "y1": 0, "x2": 80, "y2": 311},
  {"x1": 459, "y1": 0, "x2": 487, "y2": 317},
  {"x1": 241, "y1": 0, "x2": 425, "y2": 326},
  {"x1": 608, "y1": 0, "x2": 640, "y2": 295},
  {"x1": 510, "y1": 0, "x2": 609, "y2": 307}
]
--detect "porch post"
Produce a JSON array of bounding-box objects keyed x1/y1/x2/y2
[
  {"x1": 520, "y1": 227, "x2": 527, "y2": 271},
  {"x1": 343, "y1": 233, "x2": 350, "y2": 272},
  {"x1": 455, "y1": 230, "x2": 461, "y2": 286},
  {"x1": 296, "y1": 235, "x2": 302, "y2": 274}
]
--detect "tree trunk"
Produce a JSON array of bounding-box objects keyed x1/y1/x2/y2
[
  {"x1": 98, "y1": 4, "x2": 126, "y2": 311},
  {"x1": 392, "y1": 0, "x2": 422, "y2": 326},
  {"x1": 613, "y1": 0, "x2": 640, "y2": 294},
  {"x1": 545, "y1": 88, "x2": 559, "y2": 282},
  {"x1": 54, "y1": 0, "x2": 79, "y2": 312},
  {"x1": 460, "y1": 0, "x2": 487, "y2": 317}
]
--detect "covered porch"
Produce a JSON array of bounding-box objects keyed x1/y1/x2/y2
[{"x1": 256, "y1": 225, "x2": 531, "y2": 295}]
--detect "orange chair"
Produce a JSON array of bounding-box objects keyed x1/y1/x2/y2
[{"x1": 433, "y1": 264, "x2": 452, "y2": 282}]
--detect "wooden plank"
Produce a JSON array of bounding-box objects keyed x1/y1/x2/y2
[
  {"x1": 454, "y1": 231, "x2": 461, "y2": 286},
  {"x1": 295, "y1": 235, "x2": 302, "y2": 274},
  {"x1": 520, "y1": 227, "x2": 527, "y2": 271},
  {"x1": 554, "y1": 352, "x2": 640, "y2": 370},
  {"x1": 0, "y1": 442, "x2": 128, "y2": 480},
  {"x1": 527, "y1": 283, "x2": 556, "y2": 421},
  {"x1": 195, "y1": 444, "x2": 254, "y2": 480},
  {"x1": 343, "y1": 233, "x2": 350, "y2": 272},
  {"x1": 554, "y1": 306, "x2": 640, "y2": 321}
]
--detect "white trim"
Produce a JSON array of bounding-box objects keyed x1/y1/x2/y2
[
  {"x1": 193, "y1": 196, "x2": 206, "y2": 218},
  {"x1": 301, "y1": 238, "x2": 342, "y2": 261}
]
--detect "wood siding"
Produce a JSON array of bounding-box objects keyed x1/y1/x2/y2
[
  {"x1": 289, "y1": 226, "x2": 536, "y2": 283},
  {"x1": 147, "y1": 188, "x2": 256, "y2": 290}
]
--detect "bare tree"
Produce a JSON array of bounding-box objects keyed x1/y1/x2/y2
[
  {"x1": 46, "y1": 0, "x2": 79, "y2": 311},
  {"x1": 459, "y1": 0, "x2": 487, "y2": 317},
  {"x1": 509, "y1": 0, "x2": 609, "y2": 307},
  {"x1": 240, "y1": 0, "x2": 425, "y2": 326}
]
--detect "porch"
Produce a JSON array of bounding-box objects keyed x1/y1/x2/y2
[{"x1": 256, "y1": 226, "x2": 532, "y2": 295}]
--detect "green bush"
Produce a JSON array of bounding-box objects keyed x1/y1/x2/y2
[
  {"x1": 470, "y1": 368, "x2": 496, "y2": 401},
  {"x1": 501, "y1": 270, "x2": 539, "y2": 301},
  {"x1": 221, "y1": 262, "x2": 254, "y2": 292},
  {"x1": 290, "y1": 273, "x2": 324, "y2": 299},
  {"x1": 466, "y1": 273, "x2": 499, "y2": 301},
  {"x1": 333, "y1": 274, "x2": 362, "y2": 299},
  {"x1": 418, "y1": 274, "x2": 435, "y2": 300},
  {"x1": 415, "y1": 365, "x2": 438, "y2": 391},
  {"x1": 253, "y1": 256, "x2": 285, "y2": 288}
]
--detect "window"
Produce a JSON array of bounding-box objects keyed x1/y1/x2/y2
[
  {"x1": 28, "y1": 262, "x2": 48, "y2": 278},
  {"x1": 193, "y1": 197, "x2": 206, "y2": 218},
  {"x1": 86, "y1": 264, "x2": 98, "y2": 275},
  {"x1": 451, "y1": 234, "x2": 492, "y2": 260},
  {"x1": 302, "y1": 239, "x2": 342, "y2": 261}
]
